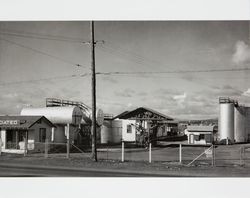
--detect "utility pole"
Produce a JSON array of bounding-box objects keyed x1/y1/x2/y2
[{"x1": 90, "y1": 21, "x2": 97, "y2": 161}]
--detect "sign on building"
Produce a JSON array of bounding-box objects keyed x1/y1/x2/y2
[{"x1": 0, "y1": 120, "x2": 20, "y2": 125}]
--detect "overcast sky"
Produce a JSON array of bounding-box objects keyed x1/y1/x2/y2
[{"x1": 0, "y1": 21, "x2": 249, "y2": 120}]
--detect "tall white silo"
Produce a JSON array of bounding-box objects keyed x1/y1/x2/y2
[
  {"x1": 219, "y1": 103, "x2": 235, "y2": 142},
  {"x1": 234, "y1": 106, "x2": 246, "y2": 143},
  {"x1": 245, "y1": 107, "x2": 250, "y2": 142}
]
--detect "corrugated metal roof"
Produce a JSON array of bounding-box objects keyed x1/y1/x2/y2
[
  {"x1": 0, "y1": 115, "x2": 55, "y2": 129},
  {"x1": 187, "y1": 125, "x2": 215, "y2": 132}
]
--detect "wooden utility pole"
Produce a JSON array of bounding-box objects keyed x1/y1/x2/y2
[{"x1": 90, "y1": 21, "x2": 97, "y2": 161}]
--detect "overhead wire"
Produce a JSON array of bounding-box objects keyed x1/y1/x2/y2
[
  {"x1": 95, "y1": 67, "x2": 250, "y2": 75},
  {"x1": 0, "y1": 31, "x2": 89, "y2": 43},
  {"x1": 0, "y1": 28, "x2": 88, "y2": 43},
  {"x1": 0, "y1": 66, "x2": 249, "y2": 87},
  {"x1": 0, "y1": 73, "x2": 89, "y2": 86},
  {"x1": 98, "y1": 45, "x2": 151, "y2": 68},
  {"x1": 0, "y1": 38, "x2": 87, "y2": 68},
  {"x1": 104, "y1": 41, "x2": 162, "y2": 65}
]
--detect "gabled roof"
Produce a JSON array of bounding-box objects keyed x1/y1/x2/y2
[
  {"x1": 0, "y1": 115, "x2": 55, "y2": 129},
  {"x1": 187, "y1": 125, "x2": 216, "y2": 132},
  {"x1": 113, "y1": 107, "x2": 174, "y2": 121}
]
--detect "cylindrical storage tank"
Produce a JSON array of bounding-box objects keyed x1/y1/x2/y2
[
  {"x1": 111, "y1": 120, "x2": 122, "y2": 143},
  {"x1": 234, "y1": 106, "x2": 246, "y2": 143},
  {"x1": 100, "y1": 121, "x2": 112, "y2": 144},
  {"x1": 21, "y1": 106, "x2": 83, "y2": 125},
  {"x1": 81, "y1": 108, "x2": 104, "y2": 126},
  {"x1": 246, "y1": 107, "x2": 250, "y2": 142},
  {"x1": 219, "y1": 103, "x2": 234, "y2": 142}
]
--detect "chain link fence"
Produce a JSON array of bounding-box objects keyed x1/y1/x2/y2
[
  {"x1": 1, "y1": 137, "x2": 249, "y2": 168},
  {"x1": 96, "y1": 142, "x2": 250, "y2": 167}
]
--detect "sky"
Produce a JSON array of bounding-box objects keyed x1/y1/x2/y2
[{"x1": 0, "y1": 21, "x2": 250, "y2": 120}]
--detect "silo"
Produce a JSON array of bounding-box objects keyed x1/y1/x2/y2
[
  {"x1": 245, "y1": 107, "x2": 250, "y2": 142},
  {"x1": 100, "y1": 120, "x2": 112, "y2": 144},
  {"x1": 111, "y1": 120, "x2": 122, "y2": 143},
  {"x1": 234, "y1": 106, "x2": 246, "y2": 142},
  {"x1": 219, "y1": 103, "x2": 235, "y2": 142}
]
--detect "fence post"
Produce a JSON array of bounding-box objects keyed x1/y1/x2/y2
[
  {"x1": 179, "y1": 144, "x2": 182, "y2": 164},
  {"x1": 243, "y1": 146, "x2": 245, "y2": 165},
  {"x1": 121, "y1": 141, "x2": 124, "y2": 162},
  {"x1": 240, "y1": 146, "x2": 243, "y2": 166},
  {"x1": 106, "y1": 145, "x2": 109, "y2": 161},
  {"x1": 212, "y1": 144, "x2": 214, "y2": 167},
  {"x1": 0, "y1": 138, "x2": 2, "y2": 156},
  {"x1": 44, "y1": 138, "x2": 48, "y2": 158},
  {"x1": 24, "y1": 137, "x2": 27, "y2": 157},
  {"x1": 149, "y1": 143, "x2": 152, "y2": 163},
  {"x1": 66, "y1": 139, "x2": 70, "y2": 159},
  {"x1": 66, "y1": 123, "x2": 70, "y2": 159}
]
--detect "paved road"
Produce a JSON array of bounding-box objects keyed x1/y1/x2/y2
[{"x1": 0, "y1": 165, "x2": 173, "y2": 177}]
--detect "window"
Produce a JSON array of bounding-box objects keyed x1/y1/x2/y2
[
  {"x1": 199, "y1": 134, "x2": 205, "y2": 140},
  {"x1": 39, "y1": 128, "x2": 46, "y2": 142},
  {"x1": 127, "y1": 125, "x2": 132, "y2": 133},
  {"x1": 194, "y1": 135, "x2": 200, "y2": 141}
]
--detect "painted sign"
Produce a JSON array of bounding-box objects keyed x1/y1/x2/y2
[
  {"x1": 205, "y1": 148, "x2": 213, "y2": 158},
  {"x1": 0, "y1": 120, "x2": 20, "y2": 125}
]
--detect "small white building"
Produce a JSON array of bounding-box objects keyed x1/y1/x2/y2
[
  {"x1": 185, "y1": 125, "x2": 217, "y2": 145},
  {"x1": 0, "y1": 115, "x2": 55, "y2": 154},
  {"x1": 100, "y1": 119, "x2": 135, "y2": 144},
  {"x1": 100, "y1": 107, "x2": 178, "y2": 145}
]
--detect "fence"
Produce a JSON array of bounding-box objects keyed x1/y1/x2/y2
[
  {"x1": 0, "y1": 137, "x2": 249, "y2": 167},
  {"x1": 96, "y1": 142, "x2": 249, "y2": 167},
  {"x1": 0, "y1": 140, "x2": 91, "y2": 159}
]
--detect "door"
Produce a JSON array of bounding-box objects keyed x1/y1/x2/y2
[{"x1": 190, "y1": 134, "x2": 194, "y2": 144}]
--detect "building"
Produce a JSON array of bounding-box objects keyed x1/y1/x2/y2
[
  {"x1": 44, "y1": 98, "x2": 104, "y2": 146},
  {"x1": 185, "y1": 125, "x2": 217, "y2": 145},
  {"x1": 100, "y1": 107, "x2": 179, "y2": 145},
  {"x1": 20, "y1": 106, "x2": 83, "y2": 144},
  {"x1": 0, "y1": 115, "x2": 55, "y2": 154}
]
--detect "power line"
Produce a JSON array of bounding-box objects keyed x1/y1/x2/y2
[
  {"x1": 0, "y1": 38, "x2": 87, "y2": 68},
  {"x1": 0, "y1": 73, "x2": 89, "y2": 86},
  {"x1": 104, "y1": 42, "x2": 162, "y2": 65},
  {"x1": 0, "y1": 31, "x2": 89, "y2": 44},
  {"x1": 0, "y1": 28, "x2": 88, "y2": 43},
  {"x1": 96, "y1": 67, "x2": 250, "y2": 75},
  {"x1": 0, "y1": 67, "x2": 249, "y2": 87},
  {"x1": 98, "y1": 45, "x2": 150, "y2": 68}
]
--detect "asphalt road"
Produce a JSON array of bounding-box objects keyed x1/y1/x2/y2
[{"x1": 0, "y1": 165, "x2": 171, "y2": 177}]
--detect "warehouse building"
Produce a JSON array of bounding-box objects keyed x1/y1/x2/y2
[
  {"x1": 100, "y1": 107, "x2": 179, "y2": 145},
  {"x1": 0, "y1": 115, "x2": 55, "y2": 154}
]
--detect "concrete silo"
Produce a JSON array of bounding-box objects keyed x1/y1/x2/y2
[
  {"x1": 219, "y1": 100, "x2": 235, "y2": 143},
  {"x1": 234, "y1": 106, "x2": 246, "y2": 142},
  {"x1": 245, "y1": 107, "x2": 250, "y2": 142}
]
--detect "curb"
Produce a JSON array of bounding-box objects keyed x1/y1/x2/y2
[{"x1": 0, "y1": 162, "x2": 182, "y2": 177}]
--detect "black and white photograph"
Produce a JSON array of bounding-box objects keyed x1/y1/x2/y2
[
  {"x1": 0, "y1": 0, "x2": 250, "y2": 197},
  {"x1": 0, "y1": 20, "x2": 250, "y2": 177}
]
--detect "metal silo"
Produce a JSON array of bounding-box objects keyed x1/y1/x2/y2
[
  {"x1": 219, "y1": 102, "x2": 235, "y2": 142},
  {"x1": 245, "y1": 107, "x2": 250, "y2": 142},
  {"x1": 100, "y1": 120, "x2": 112, "y2": 144},
  {"x1": 234, "y1": 106, "x2": 246, "y2": 143}
]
